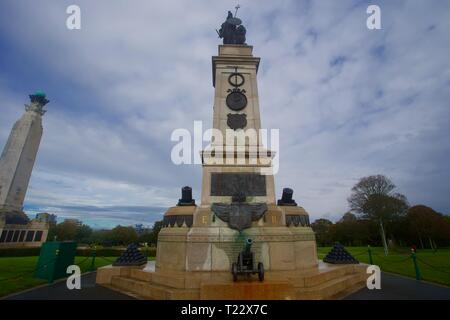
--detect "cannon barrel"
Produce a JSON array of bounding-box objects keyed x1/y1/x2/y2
[
  {"x1": 181, "y1": 186, "x2": 193, "y2": 202},
  {"x1": 281, "y1": 188, "x2": 294, "y2": 202},
  {"x1": 244, "y1": 238, "x2": 253, "y2": 252}
]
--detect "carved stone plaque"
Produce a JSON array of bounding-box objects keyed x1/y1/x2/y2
[
  {"x1": 227, "y1": 113, "x2": 247, "y2": 130},
  {"x1": 210, "y1": 173, "x2": 266, "y2": 196},
  {"x1": 212, "y1": 202, "x2": 267, "y2": 231}
]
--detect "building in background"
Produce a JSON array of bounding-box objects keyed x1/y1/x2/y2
[
  {"x1": 35, "y1": 212, "x2": 57, "y2": 225},
  {"x1": 0, "y1": 218, "x2": 48, "y2": 247}
]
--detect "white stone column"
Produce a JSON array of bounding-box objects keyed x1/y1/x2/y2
[{"x1": 0, "y1": 92, "x2": 49, "y2": 213}]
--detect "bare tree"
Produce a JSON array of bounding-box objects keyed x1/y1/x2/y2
[{"x1": 348, "y1": 175, "x2": 409, "y2": 255}]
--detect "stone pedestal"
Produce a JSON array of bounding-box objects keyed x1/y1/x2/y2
[{"x1": 156, "y1": 205, "x2": 316, "y2": 273}]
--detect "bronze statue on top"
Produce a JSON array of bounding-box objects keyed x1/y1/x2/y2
[{"x1": 217, "y1": 8, "x2": 247, "y2": 45}]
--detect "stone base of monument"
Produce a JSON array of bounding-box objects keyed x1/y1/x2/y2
[
  {"x1": 96, "y1": 261, "x2": 367, "y2": 300},
  {"x1": 96, "y1": 204, "x2": 368, "y2": 300}
]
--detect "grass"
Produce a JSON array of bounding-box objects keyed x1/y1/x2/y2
[
  {"x1": 318, "y1": 246, "x2": 450, "y2": 287},
  {"x1": 0, "y1": 255, "x2": 155, "y2": 298}
]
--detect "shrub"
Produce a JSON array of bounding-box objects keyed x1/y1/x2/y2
[{"x1": 0, "y1": 246, "x2": 156, "y2": 257}]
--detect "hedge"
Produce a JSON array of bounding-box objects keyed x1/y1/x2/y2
[
  {"x1": 0, "y1": 247, "x2": 41, "y2": 257},
  {"x1": 77, "y1": 247, "x2": 157, "y2": 257},
  {"x1": 0, "y1": 247, "x2": 157, "y2": 257}
]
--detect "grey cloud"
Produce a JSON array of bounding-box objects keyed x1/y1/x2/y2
[{"x1": 0, "y1": 0, "x2": 449, "y2": 226}]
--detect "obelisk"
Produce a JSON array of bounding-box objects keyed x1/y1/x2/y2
[
  {"x1": 0, "y1": 92, "x2": 49, "y2": 215},
  {"x1": 155, "y1": 11, "x2": 316, "y2": 274}
]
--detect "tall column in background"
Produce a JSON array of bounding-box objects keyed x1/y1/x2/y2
[{"x1": 0, "y1": 92, "x2": 49, "y2": 214}]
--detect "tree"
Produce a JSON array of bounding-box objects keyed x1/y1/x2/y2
[
  {"x1": 442, "y1": 214, "x2": 450, "y2": 226},
  {"x1": 110, "y1": 225, "x2": 138, "y2": 246},
  {"x1": 332, "y1": 220, "x2": 355, "y2": 246},
  {"x1": 311, "y1": 219, "x2": 333, "y2": 246},
  {"x1": 137, "y1": 220, "x2": 164, "y2": 246},
  {"x1": 150, "y1": 221, "x2": 164, "y2": 245},
  {"x1": 348, "y1": 175, "x2": 409, "y2": 255},
  {"x1": 54, "y1": 220, "x2": 79, "y2": 241},
  {"x1": 47, "y1": 223, "x2": 57, "y2": 241},
  {"x1": 340, "y1": 212, "x2": 357, "y2": 223},
  {"x1": 332, "y1": 212, "x2": 378, "y2": 246},
  {"x1": 89, "y1": 229, "x2": 112, "y2": 246},
  {"x1": 75, "y1": 224, "x2": 93, "y2": 243},
  {"x1": 407, "y1": 205, "x2": 450, "y2": 249}
]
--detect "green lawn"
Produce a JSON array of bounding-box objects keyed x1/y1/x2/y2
[
  {"x1": 0, "y1": 256, "x2": 154, "y2": 298},
  {"x1": 318, "y1": 246, "x2": 450, "y2": 287}
]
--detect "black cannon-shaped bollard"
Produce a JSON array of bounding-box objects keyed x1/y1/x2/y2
[
  {"x1": 231, "y1": 238, "x2": 264, "y2": 282},
  {"x1": 277, "y1": 188, "x2": 297, "y2": 206},
  {"x1": 177, "y1": 186, "x2": 196, "y2": 206}
]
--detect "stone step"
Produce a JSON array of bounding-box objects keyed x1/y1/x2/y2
[
  {"x1": 111, "y1": 276, "x2": 199, "y2": 300},
  {"x1": 130, "y1": 269, "x2": 153, "y2": 282},
  {"x1": 129, "y1": 270, "x2": 234, "y2": 289},
  {"x1": 200, "y1": 281, "x2": 295, "y2": 300},
  {"x1": 125, "y1": 264, "x2": 364, "y2": 290},
  {"x1": 107, "y1": 264, "x2": 367, "y2": 300},
  {"x1": 150, "y1": 273, "x2": 186, "y2": 289},
  {"x1": 295, "y1": 272, "x2": 366, "y2": 300},
  {"x1": 302, "y1": 265, "x2": 359, "y2": 288},
  {"x1": 328, "y1": 276, "x2": 367, "y2": 300},
  {"x1": 273, "y1": 264, "x2": 360, "y2": 288}
]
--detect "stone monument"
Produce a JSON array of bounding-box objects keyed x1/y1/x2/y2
[
  {"x1": 97, "y1": 11, "x2": 367, "y2": 299},
  {"x1": 0, "y1": 92, "x2": 50, "y2": 247}
]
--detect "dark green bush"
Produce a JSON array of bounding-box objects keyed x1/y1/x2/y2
[
  {"x1": 0, "y1": 247, "x2": 41, "y2": 257},
  {"x1": 76, "y1": 248, "x2": 156, "y2": 257},
  {"x1": 0, "y1": 246, "x2": 156, "y2": 257}
]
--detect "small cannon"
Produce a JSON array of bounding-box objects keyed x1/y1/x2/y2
[
  {"x1": 277, "y1": 187, "x2": 297, "y2": 206},
  {"x1": 177, "y1": 186, "x2": 195, "y2": 206},
  {"x1": 231, "y1": 238, "x2": 264, "y2": 282}
]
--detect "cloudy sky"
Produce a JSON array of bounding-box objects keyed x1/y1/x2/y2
[{"x1": 0, "y1": 0, "x2": 449, "y2": 228}]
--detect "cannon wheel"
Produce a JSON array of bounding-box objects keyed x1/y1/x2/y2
[
  {"x1": 258, "y1": 262, "x2": 264, "y2": 281},
  {"x1": 232, "y1": 262, "x2": 238, "y2": 282}
]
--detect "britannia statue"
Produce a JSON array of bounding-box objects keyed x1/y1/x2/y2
[{"x1": 217, "y1": 6, "x2": 246, "y2": 45}]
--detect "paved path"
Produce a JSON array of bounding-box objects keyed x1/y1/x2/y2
[
  {"x1": 4, "y1": 272, "x2": 134, "y2": 300},
  {"x1": 4, "y1": 271, "x2": 450, "y2": 300},
  {"x1": 346, "y1": 272, "x2": 450, "y2": 300}
]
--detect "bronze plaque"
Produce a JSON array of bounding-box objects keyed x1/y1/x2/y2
[
  {"x1": 226, "y1": 91, "x2": 247, "y2": 111},
  {"x1": 227, "y1": 113, "x2": 247, "y2": 130}
]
